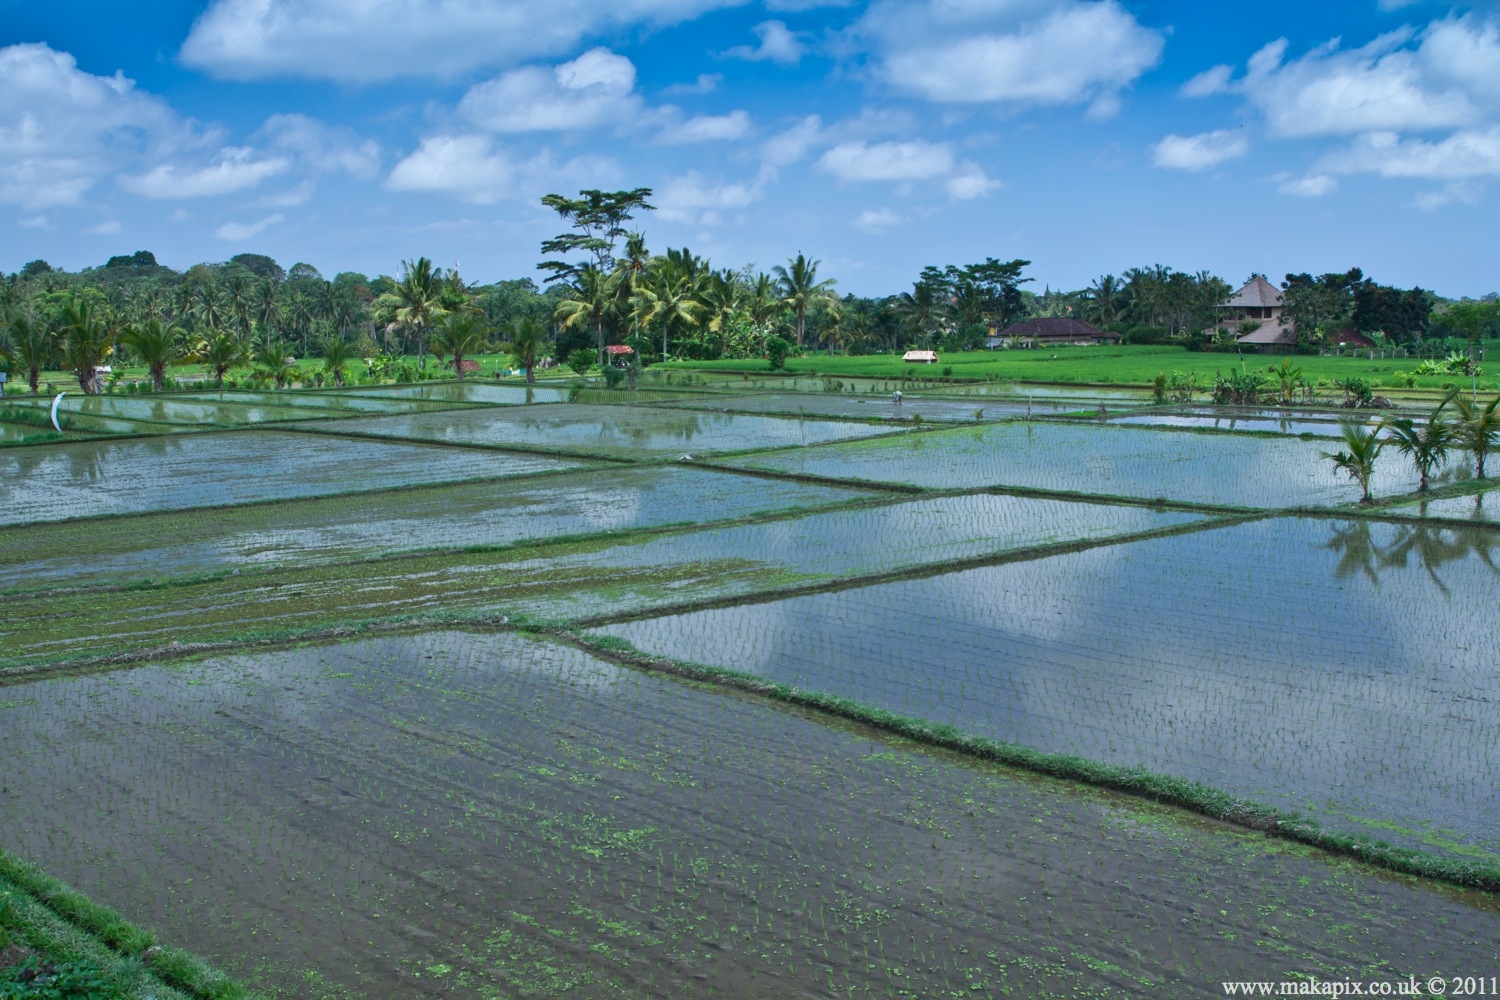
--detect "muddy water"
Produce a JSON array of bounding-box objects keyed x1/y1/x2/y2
[{"x1": 1, "y1": 631, "x2": 1495, "y2": 998}]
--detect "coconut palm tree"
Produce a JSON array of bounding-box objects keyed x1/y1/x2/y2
[
  {"x1": 430, "y1": 311, "x2": 490, "y2": 380},
  {"x1": 320, "y1": 337, "x2": 353, "y2": 388},
  {"x1": 554, "y1": 265, "x2": 617, "y2": 369},
  {"x1": 7, "y1": 312, "x2": 53, "y2": 393},
  {"x1": 1452, "y1": 394, "x2": 1500, "y2": 479},
  {"x1": 57, "y1": 299, "x2": 113, "y2": 395},
  {"x1": 635, "y1": 264, "x2": 703, "y2": 362},
  {"x1": 1383, "y1": 389, "x2": 1458, "y2": 492},
  {"x1": 199, "y1": 331, "x2": 248, "y2": 388},
  {"x1": 224, "y1": 274, "x2": 253, "y2": 342},
  {"x1": 253, "y1": 339, "x2": 296, "y2": 388},
  {"x1": 120, "y1": 318, "x2": 184, "y2": 392},
  {"x1": 375, "y1": 257, "x2": 448, "y2": 361},
  {"x1": 504, "y1": 317, "x2": 547, "y2": 383},
  {"x1": 773, "y1": 253, "x2": 836, "y2": 347},
  {"x1": 746, "y1": 272, "x2": 780, "y2": 333},
  {"x1": 895, "y1": 282, "x2": 938, "y2": 347},
  {"x1": 1324, "y1": 419, "x2": 1386, "y2": 503}
]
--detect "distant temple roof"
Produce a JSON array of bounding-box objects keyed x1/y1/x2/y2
[
  {"x1": 1225, "y1": 276, "x2": 1284, "y2": 309},
  {"x1": 996, "y1": 317, "x2": 1118, "y2": 342}
]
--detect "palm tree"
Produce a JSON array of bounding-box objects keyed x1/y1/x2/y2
[
  {"x1": 375, "y1": 257, "x2": 448, "y2": 361},
  {"x1": 57, "y1": 299, "x2": 113, "y2": 395},
  {"x1": 253, "y1": 339, "x2": 296, "y2": 388},
  {"x1": 199, "y1": 331, "x2": 248, "y2": 388},
  {"x1": 1084, "y1": 274, "x2": 1123, "y2": 326},
  {"x1": 1383, "y1": 389, "x2": 1458, "y2": 492},
  {"x1": 895, "y1": 282, "x2": 938, "y2": 347},
  {"x1": 254, "y1": 278, "x2": 280, "y2": 340},
  {"x1": 1267, "y1": 359, "x2": 1304, "y2": 405},
  {"x1": 7, "y1": 313, "x2": 53, "y2": 393},
  {"x1": 635, "y1": 264, "x2": 703, "y2": 361},
  {"x1": 320, "y1": 337, "x2": 353, "y2": 388},
  {"x1": 224, "y1": 274, "x2": 253, "y2": 342},
  {"x1": 773, "y1": 253, "x2": 836, "y2": 347},
  {"x1": 554, "y1": 265, "x2": 618, "y2": 369},
  {"x1": 120, "y1": 318, "x2": 183, "y2": 392},
  {"x1": 430, "y1": 311, "x2": 490, "y2": 380},
  {"x1": 1452, "y1": 394, "x2": 1500, "y2": 479},
  {"x1": 504, "y1": 317, "x2": 547, "y2": 383},
  {"x1": 1324, "y1": 419, "x2": 1386, "y2": 504},
  {"x1": 747, "y1": 273, "x2": 780, "y2": 333}
]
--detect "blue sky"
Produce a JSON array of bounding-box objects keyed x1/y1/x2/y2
[{"x1": 2, "y1": 0, "x2": 1496, "y2": 296}]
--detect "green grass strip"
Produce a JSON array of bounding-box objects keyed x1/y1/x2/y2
[
  {"x1": 0, "y1": 848, "x2": 255, "y2": 999},
  {"x1": 552, "y1": 630, "x2": 1500, "y2": 895}
]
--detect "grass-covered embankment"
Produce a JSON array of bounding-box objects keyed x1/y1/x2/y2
[
  {"x1": 0, "y1": 848, "x2": 252, "y2": 999},
  {"x1": 661, "y1": 341, "x2": 1500, "y2": 391}
]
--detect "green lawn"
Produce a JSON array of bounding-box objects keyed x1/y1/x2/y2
[{"x1": 662, "y1": 342, "x2": 1500, "y2": 392}]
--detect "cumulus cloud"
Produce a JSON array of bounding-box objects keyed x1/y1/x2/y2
[
  {"x1": 817, "y1": 140, "x2": 996, "y2": 198},
  {"x1": 1276, "y1": 173, "x2": 1338, "y2": 197},
  {"x1": 663, "y1": 73, "x2": 722, "y2": 95},
  {"x1": 121, "y1": 147, "x2": 291, "y2": 199},
  {"x1": 1150, "y1": 129, "x2": 1249, "y2": 171},
  {"x1": 762, "y1": 115, "x2": 824, "y2": 167},
  {"x1": 386, "y1": 134, "x2": 519, "y2": 203},
  {"x1": 851, "y1": 0, "x2": 1163, "y2": 116},
  {"x1": 656, "y1": 170, "x2": 766, "y2": 224},
  {"x1": 258, "y1": 113, "x2": 380, "y2": 177},
  {"x1": 180, "y1": 0, "x2": 746, "y2": 82},
  {"x1": 1414, "y1": 180, "x2": 1482, "y2": 211},
  {"x1": 1315, "y1": 127, "x2": 1500, "y2": 180},
  {"x1": 386, "y1": 133, "x2": 613, "y2": 203},
  {"x1": 853, "y1": 207, "x2": 902, "y2": 233},
  {"x1": 656, "y1": 109, "x2": 752, "y2": 143},
  {"x1": 459, "y1": 48, "x2": 641, "y2": 133},
  {"x1": 215, "y1": 213, "x2": 284, "y2": 241},
  {"x1": 0, "y1": 43, "x2": 184, "y2": 209},
  {"x1": 723, "y1": 21, "x2": 807, "y2": 65}
]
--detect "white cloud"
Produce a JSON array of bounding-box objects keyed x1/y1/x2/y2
[
  {"x1": 657, "y1": 109, "x2": 752, "y2": 143},
  {"x1": 18, "y1": 215, "x2": 49, "y2": 229},
  {"x1": 853, "y1": 207, "x2": 902, "y2": 232},
  {"x1": 762, "y1": 115, "x2": 824, "y2": 167},
  {"x1": 459, "y1": 48, "x2": 641, "y2": 133},
  {"x1": 818, "y1": 139, "x2": 996, "y2": 199},
  {"x1": 1150, "y1": 129, "x2": 1249, "y2": 171},
  {"x1": 215, "y1": 212, "x2": 284, "y2": 241},
  {"x1": 257, "y1": 113, "x2": 380, "y2": 178},
  {"x1": 723, "y1": 20, "x2": 807, "y2": 65},
  {"x1": 819, "y1": 140, "x2": 955, "y2": 181},
  {"x1": 256, "y1": 179, "x2": 317, "y2": 207},
  {"x1": 663, "y1": 73, "x2": 722, "y2": 95},
  {"x1": 1315, "y1": 127, "x2": 1500, "y2": 180},
  {"x1": 386, "y1": 134, "x2": 518, "y2": 203},
  {"x1": 1277, "y1": 173, "x2": 1338, "y2": 197},
  {"x1": 181, "y1": 0, "x2": 746, "y2": 82},
  {"x1": 852, "y1": 0, "x2": 1163, "y2": 114},
  {"x1": 1180, "y1": 64, "x2": 1233, "y2": 98},
  {"x1": 0, "y1": 43, "x2": 184, "y2": 209},
  {"x1": 945, "y1": 161, "x2": 1000, "y2": 199},
  {"x1": 121, "y1": 147, "x2": 291, "y2": 199},
  {"x1": 656, "y1": 170, "x2": 766, "y2": 224},
  {"x1": 85, "y1": 219, "x2": 122, "y2": 235},
  {"x1": 386, "y1": 133, "x2": 613, "y2": 203},
  {"x1": 1414, "y1": 180, "x2": 1482, "y2": 210}
]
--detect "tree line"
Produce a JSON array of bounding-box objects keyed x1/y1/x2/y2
[{"x1": 2, "y1": 188, "x2": 1495, "y2": 395}]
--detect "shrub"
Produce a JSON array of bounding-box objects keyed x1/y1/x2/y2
[
  {"x1": 566, "y1": 349, "x2": 595, "y2": 376},
  {"x1": 766, "y1": 336, "x2": 791, "y2": 371},
  {"x1": 601, "y1": 365, "x2": 626, "y2": 389}
]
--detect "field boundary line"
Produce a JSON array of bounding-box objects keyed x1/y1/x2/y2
[
  {"x1": 549, "y1": 631, "x2": 1500, "y2": 895},
  {"x1": 269, "y1": 423, "x2": 647, "y2": 464}
]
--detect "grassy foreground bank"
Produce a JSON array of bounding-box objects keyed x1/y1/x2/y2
[{"x1": 0, "y1": 848, "x2": 254, "y2": 999}]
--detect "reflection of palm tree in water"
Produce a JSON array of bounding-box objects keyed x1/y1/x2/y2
[{"x1": 1323, "y1": 519, "x2": 1498, "y2": 595}]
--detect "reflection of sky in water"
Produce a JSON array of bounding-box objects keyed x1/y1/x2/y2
[
  {"x1": 1396, "y1": 489, "x2": 1499, "y2": 524},
  {"x1": 601, "y1": 517, "x2": 1500, "y2": 862},
  {"x1": 738, "y1": 421, "x2": 1418, "y2": 507},
  {"x1": 655, "y1": 393, "x2": 1027, "y2": 422},
  {"x1": 0, "y1": 431, "x2": 582, "y2": 525},
  {"x1": 323, "y1": 404, "x2": 891, "y2": 453},
  {"x1": 0, "y1": 467, "x2": 863, "y2": 589},
  {"x1": 1109, "y1": 414, "x2": 1343, "y2": 436},
  {"x1": 340, "y1": 383, "x2": 573, "y2": 405}
]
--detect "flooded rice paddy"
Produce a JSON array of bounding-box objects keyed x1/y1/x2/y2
[
  {"x1": 3, "y1": 632, "x2": 1496, "y2": 998},
  {"x1": 733, "y1": 419, "x2": 1417, "y2": 507},
  {"x1": 0, "y1": 430, "x2": 587, "y2": 525},
  {"x1": 0, "y1": 466, "x2": 868, "y2": 591},
  {"x1": 5, "y1": 377, "x2": 1499, "y2": 996},
  {"x1": 599, "y1": 516, "x2": 1500, "y2": 863},
  {"x1": 0, "y1": 493, "x2": 1201, "y2": 668},
  {"x1": 313, "y1": 404, "x2": 904, "y2": 456}
]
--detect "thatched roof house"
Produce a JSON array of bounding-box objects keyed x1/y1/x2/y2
[{"x1": 990, "y1": 317, "x2": 1118, "y2": 346}]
